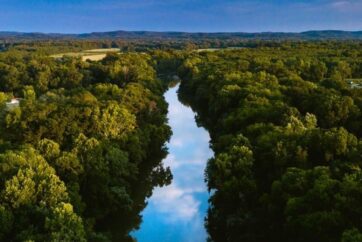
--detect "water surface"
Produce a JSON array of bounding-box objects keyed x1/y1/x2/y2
[{"x1": 134, "y1": 85, "x2": 213, "y2": 242}]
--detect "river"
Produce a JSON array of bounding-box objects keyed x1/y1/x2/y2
[{"x1": 133, "y1": 85, "x2": 213, "y2": 242}]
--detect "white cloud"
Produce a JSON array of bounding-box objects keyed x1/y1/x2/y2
[
  {"x1": 149, "y1": 183, "x2": 201, "y2": 222},
  {"x1": 163, "y1": 153, "x2": 182, "y2": 169},
  {"x1": 331, "y1": 1, "x2": 350, "y2": 7},
  {"x1": 136, "y1": 85, "x2": 213, "y2": 241},
  {"x1": 145, "y1": 86, "x2": 213, "y2": 222},
  {"x1": 170, "y1": 137, "x2": 184, "y2": 148},
  {"x1": 329, "y1": 0, "x2": 362, "y2": 12}
]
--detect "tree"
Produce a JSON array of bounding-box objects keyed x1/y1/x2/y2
[{"x1": 0, "y1": 147, "x2": 86, "y2": 241}]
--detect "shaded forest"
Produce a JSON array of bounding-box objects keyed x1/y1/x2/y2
[
  {"x1": 0, "y1": 50, "x2": 172, "y2": 241},
  {"x1": 0, "y1": 40, "x2": 362, "y2": 241},
  {"x1": 178, "y1": 41, "x2": 362, "y2": 242}
]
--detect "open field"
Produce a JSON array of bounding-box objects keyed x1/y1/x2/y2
[
  {"x1": 81, "y1": 54, "x2": 107, "y2": 61},
  {"x1": 83, "y1": 48, "x2": 120, "y2": 53},
  {"x1": 50, "y1": 48, "x2": 120, "y2": 61},
  {"x1": 196, "y1": 47, "x2": 244, "y2": 52}
]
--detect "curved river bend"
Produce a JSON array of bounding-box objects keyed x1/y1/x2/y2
[{"x1": 134, "y1": 85, "x2": 213, "y2": 242}]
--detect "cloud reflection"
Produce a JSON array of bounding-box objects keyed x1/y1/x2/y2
[
  {"x1": 134, "y1": 85, "x2": 213, "y2": 242},
  {"x1": 150, "y1": 183, "x2": 200, "y2": 222}
]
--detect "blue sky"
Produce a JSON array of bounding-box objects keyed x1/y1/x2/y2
[
  {"x1": 133, "y1": 86, "x2": 213, "y2": 242},
  {"x1": 0, "y1": 0, "x2": 361, "y2": 33}
]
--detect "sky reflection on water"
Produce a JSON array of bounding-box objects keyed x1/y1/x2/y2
[{"x1": 134, "y1": 85, "x2": 213, "y2": 242}]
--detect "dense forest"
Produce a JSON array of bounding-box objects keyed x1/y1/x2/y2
[
  {"x1": 178, "y1": 41, "x2": 362, "y2": 242},
  {"x1": 0, "y1": 50, "x2": 172, "y2": 241},
  {"x1": 0, "y1": 40, "x2": 362, "y2": 242}
]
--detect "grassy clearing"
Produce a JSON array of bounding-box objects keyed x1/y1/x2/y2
[
  {"x1": 50, "y1": 48, "x2": 120, "y2": 61},
  {"x1": 83, "y1": 48, "x2": 120, "y2": 53},
  {"x1": 196, "y1": 47, "x2": 244, "y2": 52},
  {"x1": 81, "y1": 54, "x2": 107, "y2": 61}
]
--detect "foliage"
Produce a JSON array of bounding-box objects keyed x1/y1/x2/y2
[
  {"x1": 0, "y1": 50, "x2": 172, "y2": 241},
  {"x1": 178, "y1": 42, "x2": 362, "y2": 242}
]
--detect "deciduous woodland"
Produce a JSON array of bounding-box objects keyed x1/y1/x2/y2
[
  {"x1": 0, "y1": 50, "x2": 172, "y2": 241},
  {"x1": 178, "y1": 42, "x2": 362, "y2": 242},
  {"x1": 0, "y1": 40, "x2": 362, "y2": 241}
]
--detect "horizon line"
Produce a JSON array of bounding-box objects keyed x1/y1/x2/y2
[{"x1": 0, "y1": 29, "x2": 362, "y2": 35}]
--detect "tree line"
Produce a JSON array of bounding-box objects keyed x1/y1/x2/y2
[
  {"x1": 0, "y1": 50, "x2": 172, "y2": 241},
  {"x1": 0, "y1": 40, "x2": 362, "y2": 241},
  {"x1": 177, "y1": 41, "x2": 362, "y2": 242}
]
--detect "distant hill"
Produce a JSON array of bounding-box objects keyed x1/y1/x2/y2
[
  {"x1": 0, "y1": 30, "x2": 362, "y2": 41},
  {"x1": 0, "y1": 32, "x2": 77, "y2": 41},
  {"x1": 78, "y1": 30, "x2": 362, "y2": 40}
]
